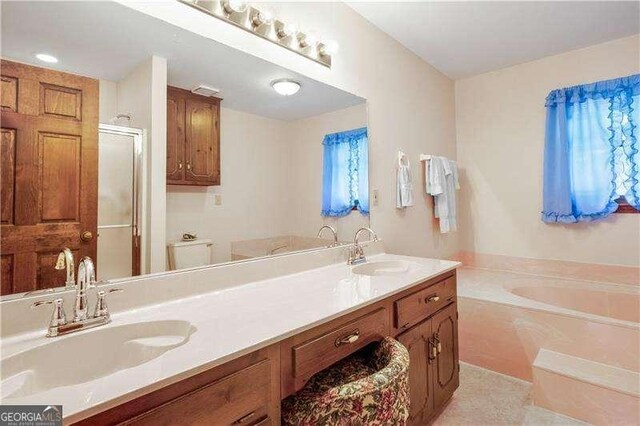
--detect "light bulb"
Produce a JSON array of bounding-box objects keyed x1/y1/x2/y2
[
  {"x1": 222, "y1": 0, "x2": 247, "y2": 14},
  {"x1": 298, "y1": 32, "x2": 318, "y2": 49},
  {"x1": 251, "y1": 8, "x2": 273, "y2": 27},
  {"x1": 277, "y1": 22, "x2": 297, "y2": 39},
  {"x1": 319, "y1": 40, "x2": 339, "y2": 56}
]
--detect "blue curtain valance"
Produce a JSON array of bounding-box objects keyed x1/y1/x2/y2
[
  {"x1": 545, "y1": 74, "x2": 640, "y2": 107},
  {"x1": 542, "y1": 74, "x2": 640, "y2": 223},
  {"x1": 322, "y1": 127, "x2": 369, "y2": 146}
]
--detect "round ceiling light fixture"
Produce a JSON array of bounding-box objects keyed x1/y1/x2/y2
[
  {"x1": 35, "y1": 53, "x2": 58, "y2": 63},
  {"x1": 271, "y1": 79, "x2": 301, "y2": 96}
]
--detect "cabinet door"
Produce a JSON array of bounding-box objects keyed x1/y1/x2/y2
[
  {"x1": 397, "y1": 318, "x2": 434, "y2": 424},
  {"x1": 184, "y1": 98, "x2": 220, "y2": 185},
  {"x1": 432, "y1": 303, "x2": 459, "y2": 409},
  {"x1": 166, "y1": 91, "x2": 185, "y2": 183}
]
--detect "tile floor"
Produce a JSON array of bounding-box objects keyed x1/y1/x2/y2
[{"x1": 432, "y1": 363, "x2": 587, "y2": 425}]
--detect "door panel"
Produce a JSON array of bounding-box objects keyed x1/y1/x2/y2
[
  {"x1": 1, "y1": 128, "x2": 16, "y2": 224},
  {"x1": 185, "y1": 97, "x2": 219, "y2": 184},
  {"x1": 1, "y1": 76, "x2": 18, "y2": 111},
  {"x1": 432, "y1": 303, "x2": 459, "y2": 409},
  {"x1": 166, "y1": 91, "x2": 185, "y2": 182},
  {"x1": 40, "y1": 132, "x2": 81, "y2": 221},
  {"x1": 0, "y1": 60, "x2": 98, "y2": 295},
  {"x1": 40, "y1": 83, "x2": 82, "y2": 120},
  {"x1": 397, "y1": 318, "x2": 434, "y2": 424}
]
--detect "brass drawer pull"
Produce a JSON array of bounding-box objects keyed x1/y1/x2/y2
[
  {"x1": 178, "y1": 162, "x2": 183, "y2": 170},
  {"x1": 428, "y1": 338, "x2": 437, "y2": 361},
  {"x1": 433, "y1": 334, "x2": 442, "y2": 354},
  {"x1": 335, "y1": 329, "x2": 360, "y2": 347},
  {"x1": 426, "y1": 295, "x2": 440, "y2": 303},
  {"x1": 235, "y1": 411, "x2": 256, "y2": 424}
]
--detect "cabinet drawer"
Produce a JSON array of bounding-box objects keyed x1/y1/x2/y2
[
  {"x1": 124, "y1": 359, "x2": 271, "y2": 426},
  {"x1": 292, "y1": 308, "x2": 388, "y2": 379},
  {"x1": 395, "y1": 276, "x2": 455, "y2": 329}
]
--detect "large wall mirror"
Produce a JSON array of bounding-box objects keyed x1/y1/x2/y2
[{"x1": 0, "y1": 1, "x2": 369, "y2": 298}]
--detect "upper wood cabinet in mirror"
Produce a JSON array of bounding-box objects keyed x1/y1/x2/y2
[{"x1": 166, "y1": 86, "x2": 221, "y2": 186}]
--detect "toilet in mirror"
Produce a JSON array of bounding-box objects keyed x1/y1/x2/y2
[{"x1": 0, "y1": 0, "x2": 370, "y2": 298}]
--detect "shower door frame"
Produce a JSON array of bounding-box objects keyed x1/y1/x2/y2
[{"x1": 98, "y1": 124, "x2": 144, "y2": 277}]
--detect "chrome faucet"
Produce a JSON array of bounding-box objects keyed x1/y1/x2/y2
[
  {"x1": 316, "y1": 225, "x2": 338, "y2": 247},
  {"x1": 74, "y1": 257, "x2": 95, "y2": 321},
  {"x1": 32, "y1": 256, "x2": 122, "y2": 337},
  {"x1": 54, "y1": 247, "x2": 75, "y2": 289},
  {"x1": 348, "y1": 227, "x2": 378, "y2": 265}
]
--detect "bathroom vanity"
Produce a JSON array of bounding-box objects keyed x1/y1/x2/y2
[
  {"x1": 0, "y1": 247, "x2": 459, "y2": 425},
  {"x1": 59, "y1": 256, "x2": 457, "y2": 425}
]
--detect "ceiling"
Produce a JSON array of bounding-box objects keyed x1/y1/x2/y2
[
  {"x1": 348, "y1": 1, "x2": 640, "y2": 79},
  {"x1": 1, "y1": 1, "x2": 364, "y2": 121}
]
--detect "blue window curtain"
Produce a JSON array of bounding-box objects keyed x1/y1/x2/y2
[
  {"x1": 321, "y1": 127, "x2": 369, "y2": 217},
  {"x1": 542, "y1": 74, "x2": 640, "y2": 223}
]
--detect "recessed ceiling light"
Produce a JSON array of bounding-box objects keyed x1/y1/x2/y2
[
  {"x1": 35, "y1": 53, "x2": 58, "y2": 63},
  {"x1": 271, "y1": 79, "x2": 301, "y2": 96}
]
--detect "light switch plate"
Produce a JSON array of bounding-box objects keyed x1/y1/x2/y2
[
  {"x1": 372, "y1": 189, "x2": 379, "y2": 206},
  {"x1": 214, "y1": 194, "x2": 222, "y2": 205}
]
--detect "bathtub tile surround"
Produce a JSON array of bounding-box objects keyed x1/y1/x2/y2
[{"x1": 454, "y1": 251, "x2": 640, "y2": 286}]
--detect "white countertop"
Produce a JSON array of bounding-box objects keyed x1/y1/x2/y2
[{"x1": 0, "y1": 253, "x2": 459, "y2": 422}]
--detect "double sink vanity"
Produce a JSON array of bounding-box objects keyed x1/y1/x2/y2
[{"x1": 0, "y1": 242, "x2": 460, "y2": 425}]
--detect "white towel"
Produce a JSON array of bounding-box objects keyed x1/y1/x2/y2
[
  {"x1": 426, "y1": 156, "x2": 459, "y2": 233},
  {"x1": 397, "y1": 154, "x2": 414, "y2": 208}
]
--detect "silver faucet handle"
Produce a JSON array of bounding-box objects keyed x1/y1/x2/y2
[
  {"x1": 94, "y1": 288, "x2": 123, "y2": 318},
  {"x1": 31, "y1": 298, "x2": 67, "y2": 328}
]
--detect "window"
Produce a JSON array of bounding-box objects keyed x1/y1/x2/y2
[
  {"x1": 542, "y1": 74, "x2": 639, "y2": 223},
  {"x1": 321, "y1": 127, "x2": 369, "y2": 217}
]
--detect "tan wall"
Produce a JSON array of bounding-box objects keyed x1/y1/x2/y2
[
  {"x1": 166, "y1": 107, "x2": 292, "y2": 264},
  {"x1": 455, "y1": 35, "x2": 640, "y2": 266}
]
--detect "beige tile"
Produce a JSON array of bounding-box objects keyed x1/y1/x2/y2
[{"x1": 433, "y1": 363, "x2": 586, "y2": 426}]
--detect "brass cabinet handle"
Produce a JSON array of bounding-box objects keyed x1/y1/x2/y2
[
  {"x1": 186, "y1": 162, "x2": 192, "y2": 171},
  {"x1": 178, "y1": 162, "x2": 183, "y2": 170},
  {"x1": 80, "y1": 231, "x2": 93, "y2": 242},
  {"x1": 433, "y1": 334, "x2": 442, "y2": 354},
  {"x1": 335, "y1": 329, "x2": 360, "y2": 347},
  {"x1": 234, "y1": 411, "x2": 256, "y2": 424},
  {"x1": 428, "y1": 338, "x2": 437, "y2": 361},
  {"x1": 426, "y1": 295, "x2": 440, "y2": 303}
]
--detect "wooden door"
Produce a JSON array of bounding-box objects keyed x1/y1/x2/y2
[
  {"x1": 166, "y1": 88, "x2": 185, "y2": 183},
  {"x1": 0, "y1": 60, "x2": 98, "y2": 295},
  {"x1": 397, "y1": 318, "x2": 435, "y2": 424},
  {"x1": 431, "y1": 303, "x2": 459, "y2": 409},
  {"x1": 184, "y1": 96, "x2": 220, "y2": 185}
]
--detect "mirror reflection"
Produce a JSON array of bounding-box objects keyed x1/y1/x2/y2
[{"x1": 0, "y1": 1, "x2": 369, "y2": 297}]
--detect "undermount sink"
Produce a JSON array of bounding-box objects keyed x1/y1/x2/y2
[
  {"x1": 352, "y1": 260, "x2": 417, "y2": 276},
  {"x1": 1, "y1": 320, "x2": 196, "y2": 399}
]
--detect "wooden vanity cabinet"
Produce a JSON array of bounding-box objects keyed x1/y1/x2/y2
[
  {"x1": 75, "y1": 271, "x2": 458, "y2": 426},
  {"x1": 166, "y1": 86, "x2": 221, "y2": 186},
  {"x1": 397, "y1": 302, "x2": 459, "y2": 425},
  {"x1": 76, "y1": 345, "x2": 280, "y2": 426}
]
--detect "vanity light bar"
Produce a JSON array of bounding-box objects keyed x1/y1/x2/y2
[{"x1": 179, "y1": 0, "x2": 335, "y2": 68}]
